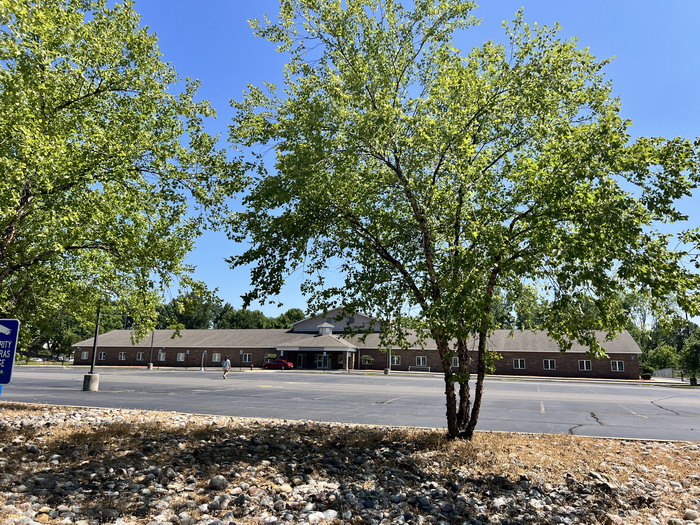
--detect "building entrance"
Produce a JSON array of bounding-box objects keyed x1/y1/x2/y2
[{"x1": 314, "y1": 353, "x2": 330, "y2": 369}]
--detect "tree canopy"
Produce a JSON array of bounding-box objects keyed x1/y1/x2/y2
[
  {"x1": 230, "y1": 0, "x2": 699, "y2": 438},
  {"x1": 0, "y1": 0, "x2": 237, "y2": 340}
]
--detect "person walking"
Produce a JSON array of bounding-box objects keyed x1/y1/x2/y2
[{"x1": 222, "y1": 356, "x2": 231, "y2": 379}]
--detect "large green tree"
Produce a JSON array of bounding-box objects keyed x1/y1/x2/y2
[
  {"x1": 228, "y1": 0, "x2": 699, "y2": 438},
  {"x1": 0, "y1": 0, "x2": 236, "y2": 339}
]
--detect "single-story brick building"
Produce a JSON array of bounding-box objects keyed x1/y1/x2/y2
[{"x1": 73, "y1": 308, "x2": 641, "y2": 379}]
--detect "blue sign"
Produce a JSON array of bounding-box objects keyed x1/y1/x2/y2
[{"x1": 0, "y1": 319, "x2": 20, "y2": 385}]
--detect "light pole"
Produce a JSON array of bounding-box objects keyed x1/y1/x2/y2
[
  {"x1": 83, "y1": 302, "x2": 102, "y2": 391},
  {"x1": 147, "y1": 330, "x2": 155, "y2": 370}
]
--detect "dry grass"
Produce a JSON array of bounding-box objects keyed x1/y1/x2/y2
[{"x1": 1, "y1": 402, "x2": 699, "y2": 524}]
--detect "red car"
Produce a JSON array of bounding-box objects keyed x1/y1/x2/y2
[{"x1": 262, "y1": 359, "x2": 294, "y2": 370}]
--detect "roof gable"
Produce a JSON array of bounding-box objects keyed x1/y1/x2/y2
[{"x1": 291, "y1": 308, "x2": 380, "y2": 333}]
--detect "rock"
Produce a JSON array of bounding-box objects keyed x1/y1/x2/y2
[
  {"x1": 603, "y1": 513, "x2": 624, "y2": 524},
  {"x1": 277, "y1": 483, "x2": 293, "y2": 493},
  {"x1": 208, "y1": 475, "x2": 228, "y2": 490},
  {"x1": 684, "y1": 509, "x2": 700, "y2": 521}
]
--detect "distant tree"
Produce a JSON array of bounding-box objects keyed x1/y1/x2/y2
[
  {"x1": 491, "y1": 294, "x2": 516, "y2": 330},
  {"x1": 229, "y1": 0, "x2": 699, "y2": 439},
  {"x1": 214, "y1": 306, "x2": 270, "y2": 329},
  {"x1": 0, "y1": 0, "x2": 236, "y2": 341},
  {"x1": 157, "y1": 290, "x2": 223, "y2": 329},
  {"x1": 510, "y1": 286, "x2": 548, "y2": 330},
  {"x1": 273, "y1": 308, "x2": 306, "y2": 329},
  {"x1": 681, "y1": 333, "x2": 700, "y2": 386},
  {"x1": 642, "y1": 344, "x2": 679, "y2": 371},
  {"x1": 649, "y1": 319, "x2": 698, "y2": 353},
  {"x1": 25, "y1": 310, "x2": 86, "y2": 361}
]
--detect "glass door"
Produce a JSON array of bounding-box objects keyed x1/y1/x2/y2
[{"x1": 314, "y1": 353, "x2": 330, "y2": 369}]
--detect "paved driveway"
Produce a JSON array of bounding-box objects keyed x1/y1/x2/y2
[{"x1": 2, "y1": 366, "x2": 699, "y2": 441}]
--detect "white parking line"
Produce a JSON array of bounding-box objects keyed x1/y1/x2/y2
[{"x1": 620, "y1": 405, "x2": 648, "y2": 418}]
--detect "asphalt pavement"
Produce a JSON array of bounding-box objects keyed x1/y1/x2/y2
[{"x1": 2, "y1": 366, "x2": 698, "y2": 441}]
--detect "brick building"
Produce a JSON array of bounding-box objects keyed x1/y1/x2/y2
[{"x1": 73, "y1": 308, "x2": 641, "y2": 379}]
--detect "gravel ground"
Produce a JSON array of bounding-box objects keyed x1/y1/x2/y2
[{"x1": 0, "y1": 401, "x2": 699, "y2": 525}]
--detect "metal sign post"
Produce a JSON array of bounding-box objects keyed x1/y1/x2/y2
[{"x1": 0, "y1": 319, "x2": 21, "y2": 396}]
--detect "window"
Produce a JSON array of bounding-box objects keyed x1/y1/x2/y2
[
  {"x1": 543, "y1": 359, "x2": 556, "y2": 370},
  {"x1": 118, "y1": 352, "x2": 126, "y2": 361},
  {"x1": 212, "y1": 352, "x2": 222, "y2": 363},
  {"x1": 513, "y1": 358, "x2": 526, "y2": 370},
  {"x1": 579, "y1": 360, "x2": 592, "y2": 371},
  {"x1": 157, "y1": 350, "x2": 166, "y2": 362},
  {"x1": 416, "y1": 356, "x2": 427, "y2": 367},
  {"x1": 136, "y1": 352, "x2": 145, "y2": 361},
  {"x1": 177, "y1": 353, "x2": 185, "y2": 362},
  {"x1": 611, "y1": 361, "x2": 624, "y2": 372},
  {"x1": 451, "y1": 357, "x2": 459, "y2": 368},
  {"x1": 243, "y1": 353, "x2": 252, "y2": 363},
  {"x1": 390, "y1": 355, "x2": 401, "y2": 366},
  {"x1": 81, "y1": 351, "x2": 89, "y2": 360},
  {"x1": 98, "y1": 352, "x2": 106, "y2": 361}
]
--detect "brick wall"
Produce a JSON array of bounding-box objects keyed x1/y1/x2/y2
[{"x1": 75, "y1": 346, "x2": 639, "y2": 379}]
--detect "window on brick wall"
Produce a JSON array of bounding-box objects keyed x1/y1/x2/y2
[
  {"x1": 212, "y1": 352, "x2": 221, "y2": 363},
  {"x1": 136, "y1": 352, "x2": 145, "y2": 361},
  {"x1": 452, "y1": 357, "x2": 459, "y2": 368},
  {"x1": 118, "y1": 352, "x2": 126, "y2": 361},
  {"x1": 416, "y1": 356, "x2": 427, "y2": 367},
  {"x1": 243, "y1": 353, "x2": 252, "y2": 363},
  {"x1": 158, "y1": 350, "x2": 166, "y2": 362},
  {"x1": 177, "y1": 353, "x2": 185, "y2": 362},
  {"x1": 98, "y1": 352, "x2": 106, "y2": 360},
  {"x1": 81, "y1": 351, "x2": 89, "y2": 360},
  {"x1": 543, "y1": 359, "x2": 556, "y2": 370},
  {"x1": 513, "y1": 358, "x2": 526, "y2": 369},
  {"x1": 611, "y1": 360, "x2": 624, "y2": 372},
  {"x1": 391, "y1": 355, "x2": 401, "y2": 366},
  {"x1": 578, "y1": 360, "x2": 592, "y2": 371}
]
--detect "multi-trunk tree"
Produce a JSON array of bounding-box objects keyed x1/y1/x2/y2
[
  {"x1": 0, "y1": 0, "x2": 237, "y2": 339},
  {"x1": 228, "y1": 0, "x2": 699, "y2": 438}
]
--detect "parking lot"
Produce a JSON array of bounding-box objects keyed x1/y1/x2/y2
[{"x1": 2, "y1": 366, "x2": 699, "y2": 441}]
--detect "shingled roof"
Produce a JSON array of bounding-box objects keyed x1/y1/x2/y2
[{"x1": 74, "y1": 328, "x2": 640, "y2": 354}]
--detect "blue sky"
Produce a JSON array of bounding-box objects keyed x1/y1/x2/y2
[{"x1": 134, "y1": 0, "x2": 699, "y2": 315}]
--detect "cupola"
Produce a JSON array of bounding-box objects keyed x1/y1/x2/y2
[{"x1": 317, "y1": 322, "x2": 334, "y2": 336}]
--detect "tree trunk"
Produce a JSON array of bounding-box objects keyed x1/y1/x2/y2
[
  {"x1": 459, "y1": 264, "x2": 500, "y2": 440},
  {"x1": 462, "y1": 330, "x2": 488, "y2": 439},
  {"x1": 455, "y1": 338, "x2": 470, "y2": 429},
  {"x1": 438, "y1": 338, "x2": 461, "y2": 438}
]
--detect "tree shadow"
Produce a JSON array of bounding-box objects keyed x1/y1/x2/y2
[{"x1": 0, "y1": 404, "x2": 653, "y2": 523}]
